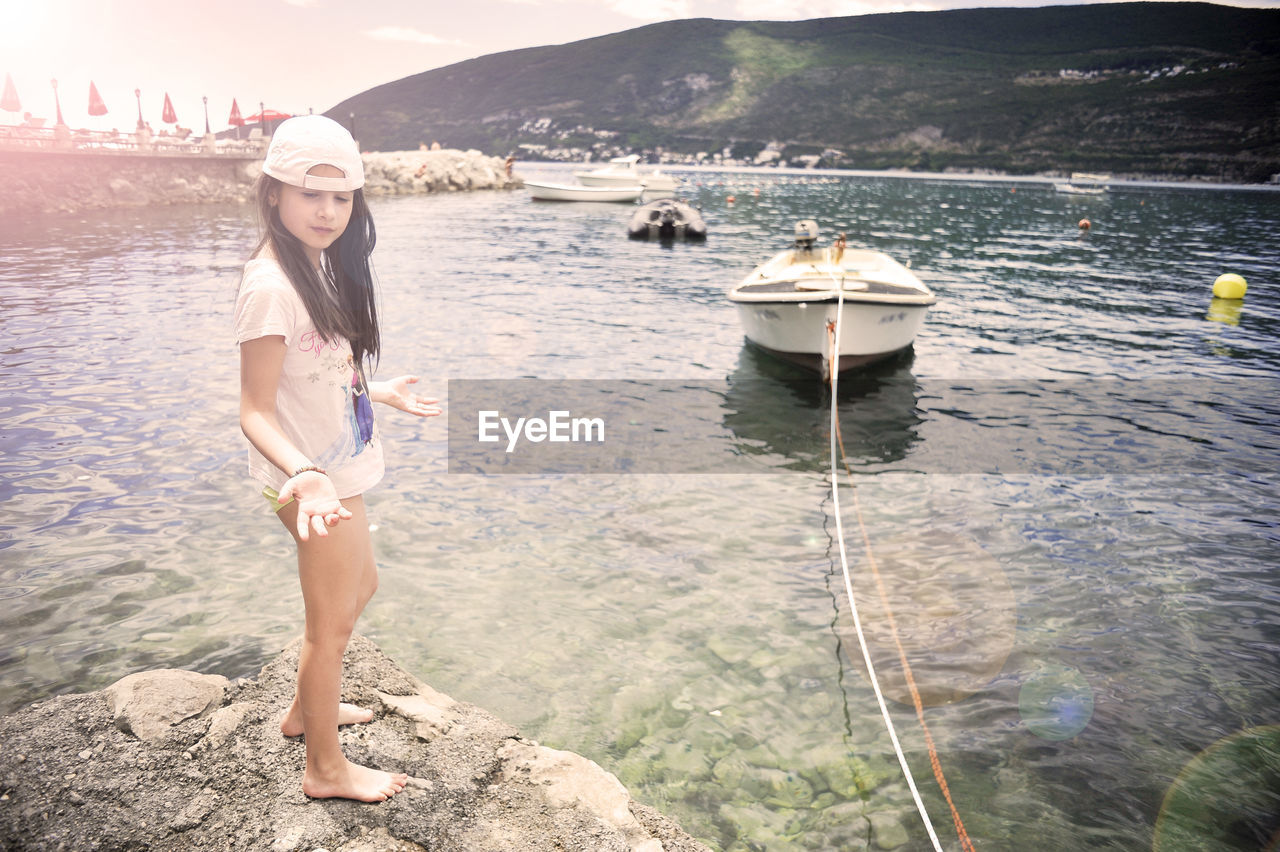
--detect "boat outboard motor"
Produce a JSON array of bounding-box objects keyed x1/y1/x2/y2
[
  {"x1": 794, "y1": 219, "x2": 820, "y2": 258},
  {"x1": 657, "y1": 206, "x2": 678, "y2": 239}
]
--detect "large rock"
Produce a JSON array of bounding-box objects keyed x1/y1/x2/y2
[
  {"x1": 103, "y1": 669, "x2": 229, "y2": 743},
  {"x1": 0, "y1": 635, "x2": 709, "y2": 852},
  {"x1": 360, "y1": 149, "x2": 521, "y2": 195}
]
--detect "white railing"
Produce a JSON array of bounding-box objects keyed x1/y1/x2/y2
[{"x1": 0, "y1": 124, "x2": 263, "y2": 157}]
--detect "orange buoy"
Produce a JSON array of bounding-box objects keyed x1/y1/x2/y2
[
  {"x1": 726, "y1": 195, "x2": 736, "y2": 205},
  {"x1": 1078, "y1": 218, "x2": 1091, "y2": 230}
]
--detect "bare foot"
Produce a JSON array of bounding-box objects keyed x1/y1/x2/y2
[
  {"x1": 302, "y1": 759, "x2": 409, "y2": 803},
  {"x1": 280, "y1": 702, "x2": 374, "y2": 738}
]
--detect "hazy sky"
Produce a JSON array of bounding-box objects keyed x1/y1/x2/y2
[{"x1": 2, "y1": 0, "x2": 1276, "y2": 133}]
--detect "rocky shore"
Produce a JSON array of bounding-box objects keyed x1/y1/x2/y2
[
  {"x1": 0, "y1": 635, "x2": 708, "y2": 852},
  {"x1": 0, "y1": 148, "x2": 521, "y2": 217},
  {"x1": 361, "y1": 150, "x2": 518, "y2": 197}
]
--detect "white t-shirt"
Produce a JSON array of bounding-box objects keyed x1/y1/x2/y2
[{"x1": 233, "y1": 257, "x2": 384, "y2": 499}]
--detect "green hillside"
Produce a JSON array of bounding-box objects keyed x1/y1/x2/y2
[{"x1": 329, "y1": 2, "x2": 1280, "y2": 181}]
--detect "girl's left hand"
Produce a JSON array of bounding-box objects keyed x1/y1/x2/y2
[
  {"x1": 375, "y1": 375, "x2": 441, "y2": 418},
  {"x1": 278, "y1": 470, "x2": 353, "y2": 542}
]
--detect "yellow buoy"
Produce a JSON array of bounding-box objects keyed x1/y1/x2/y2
[
  {"x1": 1212, "y1": 273, "x2": 1247, "y2": 300},
  {"x1": 1206, "y1": 298, "x2": 1242, "y2": 327}
]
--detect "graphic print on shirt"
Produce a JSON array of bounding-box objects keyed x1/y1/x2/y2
[
  {"x1": 350, "y1": 366, "x2": 375, "y2": 445},
  {"x1": 311, "y1": 352, "x2": 377, "y2": 472}
]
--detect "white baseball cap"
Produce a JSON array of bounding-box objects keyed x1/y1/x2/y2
[{"x1": 262, "y1": 115, "x2": 364, "y2": 192}]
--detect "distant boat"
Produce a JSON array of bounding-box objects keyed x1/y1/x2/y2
[
  {"x1": 576, "y1": 154, "x2": 679, "y2": 194},
  {"x1": 639, "y1": 173, "x2": 679, "y2": 194},
  {"x1": 1054, "y1": 172, "x2": 1110, "y2": 195},
  {"x1": 728, "y1": 220, "x2": 935, "y2": 377},
  {"x1": 525, "y1": 180, "x2": 644, "y2": 202}
]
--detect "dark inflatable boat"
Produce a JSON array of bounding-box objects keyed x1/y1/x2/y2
[{"x1": 626, "y1": 199, "x2": 707, "y2": 241}]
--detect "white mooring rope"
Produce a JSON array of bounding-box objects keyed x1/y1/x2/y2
[{"x1": 827, "y1": 276, "x2": 946, "y2": 852}]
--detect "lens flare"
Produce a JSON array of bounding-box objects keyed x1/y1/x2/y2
[
  {"x1": 1154, "y1": 725, "x2": 1280, "y2": 852},
  {"x1": 1017, "y1": 663, "x2": 1094, "y2": 741}
]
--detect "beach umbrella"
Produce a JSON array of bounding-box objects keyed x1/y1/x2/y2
[
  {"x1": 245, "y1": 107, "x2": 292, "y2": 136},
  {"x1": 88, "y1": 81, "x2": 107, "y2": 117},
  {"x1": 1, "y1": 72, "x2": 19, "y2": 114},
  {"x1": 161, "y1": 92, "x2": 177, "y2": 124},
  {"x1": 243, "y1": 108, "x2": 291, "y2": 124}
]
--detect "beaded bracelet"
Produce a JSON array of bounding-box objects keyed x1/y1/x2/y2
[{"x1": 292, "y1": 464, "x2": 328, "y2": 477}]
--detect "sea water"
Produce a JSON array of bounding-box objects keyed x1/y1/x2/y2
[{"x1": 1, "y1": 170, "x2": 1277, "y2": 850}]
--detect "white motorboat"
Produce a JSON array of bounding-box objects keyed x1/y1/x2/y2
[
  {"x1": 728, "y1": 221, "x2": 936, "y2": 377},
  {"x1": 576, "y1": 154, "x2": 679, "y2": 194},
  {"x1": 640, "y1": 173, "x2": 679, "y2": 194},
  {"x1": 575, "y1": 155, "x2": 642, "y2": 185},
  {"x1": 525, "y1": 180, "x2": 645, "y2": 202},
  {"x1": 1054, "y1": 172, "x2": 1110, "y2": 195}
]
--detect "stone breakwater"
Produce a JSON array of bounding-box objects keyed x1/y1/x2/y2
[
  {"x1": 361, "y1": 150, "x2": 518, "y2": 197},
  {"x1": 0, "y1": 149, "x2": 521, "y2": 217},
  {"x1": 0, "y1": 635, "x2": 709, "y2": 852}
]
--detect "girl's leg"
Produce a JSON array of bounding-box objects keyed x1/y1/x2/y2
[
  {"x1": 277, "y1": 495, "x2": 407, "y2": 802},
  {"x1": 279, "y1": 506, "x2": 378, "y2": 737},
  {"x1": 353, "y1": 527, "x2": 380, "y2": 620}
]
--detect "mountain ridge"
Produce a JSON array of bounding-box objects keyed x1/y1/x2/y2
[{"x1": 329, "y1": 2, "x2": 1280, "y2": 181}]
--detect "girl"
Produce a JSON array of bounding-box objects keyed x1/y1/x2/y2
[{"x1": 234, "y1": 115, "x2": 439, "y2": 803}]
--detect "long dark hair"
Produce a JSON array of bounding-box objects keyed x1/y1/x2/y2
[{"x1": 251, "y1": 174, "x2": 381, "y2": 370}]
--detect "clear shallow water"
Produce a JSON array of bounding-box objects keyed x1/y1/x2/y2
[{"x1": 2, "y1": 171, "x2": 1278, "y2": 851}]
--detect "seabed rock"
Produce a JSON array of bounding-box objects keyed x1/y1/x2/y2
[{"x1": 0, "y1": 635, "x2": 708, "y2": 852}]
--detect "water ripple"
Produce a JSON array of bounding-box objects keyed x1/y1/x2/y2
[{"x1": 2, "y1": 178, "x2": 1277, "y2": 852}]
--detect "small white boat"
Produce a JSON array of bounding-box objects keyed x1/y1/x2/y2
[
  {"x1": 1054, "y1": 172, "x2": 1110, "y2": 195},
  {"x1": 525, "y1": 180, "x2": 644, "y2": 202},
  {"x1": 576, "y1": 154, "x2": 679, "y2": 194},
  {"x1": 728, "y1": 221, "x2": 936, "y2": 377}
]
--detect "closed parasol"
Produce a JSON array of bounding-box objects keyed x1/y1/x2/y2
[
  {"x1": 88, "y1": 81, "x2": 108, "y2": 117},
  {"x1": 161, "y1": 92, "x2": 177, "y2": 124},
  {"x1": 2, "y1": 73, "x2": 19, "y2": 114},
  {"x1": 227, "y1": 98, "x2": 245, "y2": 139}
]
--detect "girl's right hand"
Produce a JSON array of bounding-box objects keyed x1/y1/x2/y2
[{"x1": 279, "y1": 470, "x2": 353, "y2": 541}]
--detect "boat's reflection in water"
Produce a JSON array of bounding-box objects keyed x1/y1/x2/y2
[
  {"x1": 720, "y1": 342, "x2": 923, "y2": 474},
  {"x1": 722, "y1": 343, "x2": 1017, "y2": 711}
]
